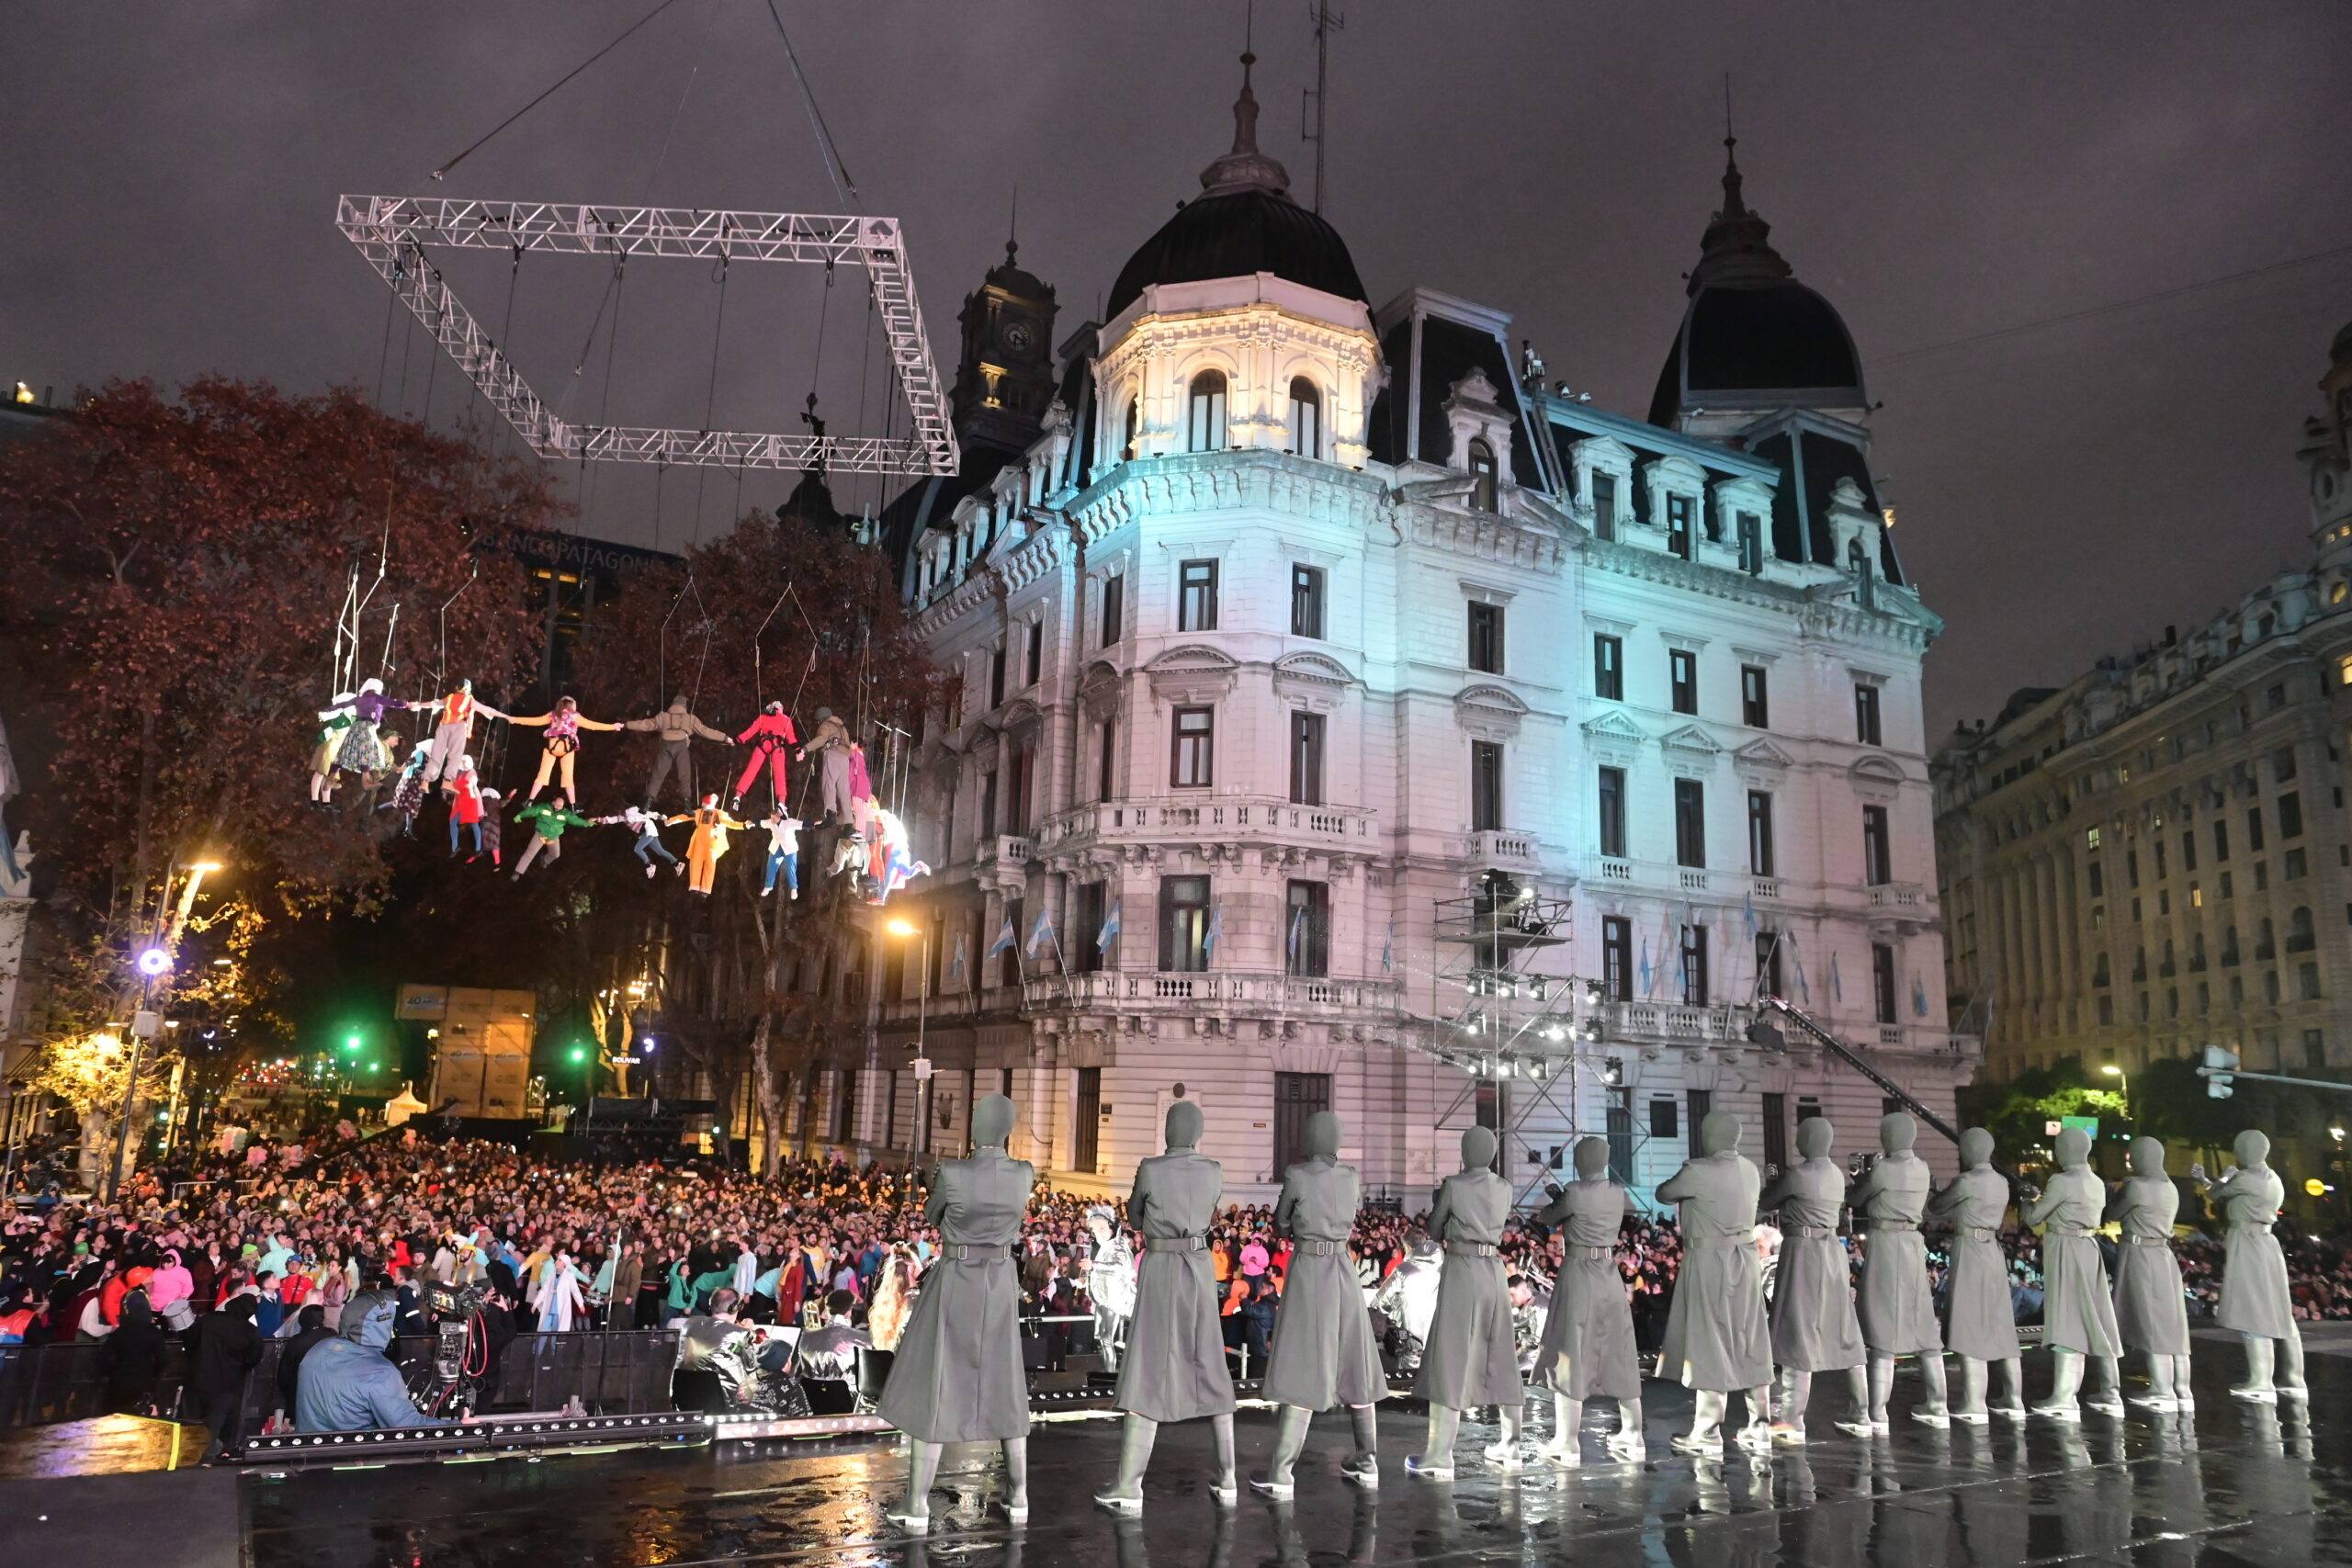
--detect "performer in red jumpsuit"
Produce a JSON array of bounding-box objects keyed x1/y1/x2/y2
[{"x1": 730, "y1": 702, "x2": 797, "y2": 813}]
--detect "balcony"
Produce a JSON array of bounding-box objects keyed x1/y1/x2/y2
[
  {"x1": 1034, "y1": 796, "x2": 1377, "y2": 856},
  {"x1": 1867, "y1": 882, "x2": 1926, "y2": 911},
  {"x1": 1750, "y1": 877, "x2": 1782, "y2": 901},
  {"x1": 1022, "y1": 969, "x2": 1403, "y2": 1016},
  {"x1": 1469, "y1": 829, "x2": 1541, "y2": 867}
]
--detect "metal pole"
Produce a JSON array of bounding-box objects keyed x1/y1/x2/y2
[
  {"x1": 916, "y1": 931, "x2": 930, "y2": 1157},
  {"x1": 107, "y1": 974, "x2": 152, "y2": 1203}
]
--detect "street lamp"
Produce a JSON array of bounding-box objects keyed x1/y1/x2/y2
[
  {"x1": 2100, "y1": 1063, "x2": 2130, "y2": 1140},
  {"x1": 887, "y1": 917, "x2": 932, "y2": 1156},
  {"x1": 109, "y1": 857, "x2": 225, "y2": 1199}
]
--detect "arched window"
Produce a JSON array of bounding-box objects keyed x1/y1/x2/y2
[
  {"x1": 1121, "y1": 396, "x2": 1140, "y2": 462},
  {"x1": 1287, "y1": 377, "x2": 1320, "y2": 458},
  {"x1": 1466, "y1": 437, "x2": 1498, "y2": 511},
  {"x1": 1187, "y1": 369, "x2": 1228, "y2": 452}
]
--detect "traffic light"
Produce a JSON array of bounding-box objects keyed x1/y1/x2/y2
[{"x1": 2200, "y1": 1043, "x2": 2239, "y2": 1099}]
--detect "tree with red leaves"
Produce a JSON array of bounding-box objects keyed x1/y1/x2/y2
[
  {"x1": 0, "y1": 379, "x2": 560, "y2": 1171},
  {"x1": 0, "y1": 378, "x2": 557, "y2": 909}
]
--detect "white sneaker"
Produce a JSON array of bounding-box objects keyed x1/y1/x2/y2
[
  {"x1": 1340, "y1": 1456, "x2": 1380, "y2": 1489},
  {"x1": 1091, "y1": 1489, "x2": 1143, "y2": 1515},
  {"x1": 884, "y1": 1507, "x2": 930, "y2": 1536},
  {"x1": 1405, "y1": 1454, "x2": 1454, "y2": 1481}
]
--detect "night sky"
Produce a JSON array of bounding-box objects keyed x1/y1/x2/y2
[{"x1": 5, "y1": 2, "x2": 2348, "y2": 740}]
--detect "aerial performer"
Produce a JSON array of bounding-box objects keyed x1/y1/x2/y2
[
  {"x1": 309, "y1": 694, "x2": 356, "y2": 807},
  {"x1": 1406, "y1": 1127, "x2": 1524, "y2": 1479},
  {"x1": 326, "y1": 679, "x2": 410, "y2": 778},
  {"x1": 447, "y1": 756, "x2": 489, "y2": 861},
  {"x1": 730, "y1": 701, "x2": 798, "y2": 814},
  {"x1": 879, "y1": 1093, "x2": 1033, "y2": 1536},
  {"x1": 1093, "y1": 1100, "x2": 1238, "y2": 1514},
  {"x1": 1251, "y1": 1110, "x2": 1385, "y2": 1497},
  {"x1": 758, "y1": 809, "x2": 803, "y2": 898},
  {"x1": 669, "y1": 795, "x2": 748, "y2": 896},
  {"x1": 1755, "y1": 1117, "x2": 1866, "y2": 1442},
  {"x1": 421, "y1": 678, "x2": 505, "y2": 788},
  {"x1": 1848, "y1": 1112, "x2": 1951, "y2": 1429},
  {"x1": 622, "y1": 694, "x2": 730, "y2": 811},
  {"x1": 2192, "y1": 1130, "x2": 2305, "y2": 1403},
  {"x1": 511, "y1": 794, "x2": 593, "y2": 879},
  {"x1": 598, "y1": 806, "x2": 682, "y2": 878},
  {"x1": 509, "y1": 696, "x2": 618, "y2": 802},
  {"x1": 380, "y1": 739, "x2": 434, "y2": 837},
  {"x1": 1656, "y1": 1112, "x2": 1774, "y2": 1456},
  {"x1": 797, "y1": 706, "x2": 854, "y2": 825},
  {"x1": 1925, "y1": 1127, "x2": 2025, "y2": 1420}
]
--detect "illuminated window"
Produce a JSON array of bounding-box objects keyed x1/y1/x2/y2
[
  {"x1": 1187, "y1": 370, "x2": 1227, "y2": 452},
  {"x1": 1467, "y1": 438, "x2": 1498, "y2": 511},
  {"x1": 1287, "y1": 378, "x2": 1320, "y2": 458}
]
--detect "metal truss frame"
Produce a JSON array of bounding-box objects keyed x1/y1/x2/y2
[{"x1": 335, "y1": 196, "x2": 959, "y2": 477}]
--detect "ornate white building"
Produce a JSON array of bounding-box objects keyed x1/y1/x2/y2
[{"x1": 810, "y1": 65, "x2": 1977, "y2": 1204}]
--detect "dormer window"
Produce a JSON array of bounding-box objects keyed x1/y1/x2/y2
[
  {"x1": 1187, "y1": 369, "x2": 1228, "y2": 452},
  {"x1": 1736, "y1": 511, "x2": 1764, "y2": 574},
  {"x1": 1287, "y1": 377, "x2": 1320, "y2": 458},
  {"x1": 1666, "y1": 494, "x2": 1692, "y2": 558},
  {"x1": 1467, "y1": 437, "x2": 1498, "y2": 511},
  {"x1": 1591, "y1": 472, "x2": 1618, "y2": 542}
]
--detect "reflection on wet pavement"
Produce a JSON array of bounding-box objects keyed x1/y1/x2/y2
[
  {"x1": 0, "y1": 1413, "x2": 203, "y2": 1479},
  {"x1": 220, "y1": 1345, "x2": 2332, "y2": 1567}
]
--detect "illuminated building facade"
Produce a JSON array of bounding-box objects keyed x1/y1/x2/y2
[{"x1": 798, "y1": 70, "x2": 1975, "y2": 1202}]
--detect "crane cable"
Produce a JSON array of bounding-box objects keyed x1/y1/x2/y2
[{"x1": 428, "y1": 0, "x2": 692, "y2": 182}]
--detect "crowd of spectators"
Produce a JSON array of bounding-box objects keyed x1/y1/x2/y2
[{"x1": 9, "y1": 1125, "x2": 2352, "y2": 1455}]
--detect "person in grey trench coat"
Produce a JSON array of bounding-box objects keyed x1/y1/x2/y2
[
  {"x1": 1926, "y1": 1127, "x2": 2024, "y2": 1421},
  {"x1": 2109, "y1": 1135, "x2": 2192, "y2": 1411},
  {"x1": 1657, "y1": 1111, "x2": 1775, "y2": 1456},
  {"x1": 2192, "y1": 1129, "x2": 2307, "y2": 1403},
  {"x1": 1250, "y1": 1111, "x2": 1385, "y2": 1497},
  {"x1": 2022, "y1": 1125, "x2": 2124, "y2": 1420},
  {"x1": 1093, "y1": 1100, "x2": 1238, "y2": 1514},
  {"x1": 1844, "y1": 1112, "x2": 1951, "y2": 1431},
  {"x1": 1404, "y1": 1127, "x2": 1525, "y2": 1479},
  {"x1": 879, "y1": 1094, "x2": 1034, "y2": 1535},
  {"x1": 1755, "y1": 1117, "x2": 1866, "y2": 1443},
  {"x1": 1527, "y1": 1136, "x2": 1645, "y2": 1466}
]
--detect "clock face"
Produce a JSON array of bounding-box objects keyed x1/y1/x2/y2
[{"x1": 1002, "y1": 321, "x2": 1035, "y2": 353}]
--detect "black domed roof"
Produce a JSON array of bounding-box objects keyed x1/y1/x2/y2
[
  {"x1": 1105, "y1": 53, "x2": 1365, "y2": 320},
  {"x1": 1109, "y1": 190, "x2": 1364, "y2": 320},
  {"x1": 1648, "y1": 141, "x2": 1866, "y2": 426}
]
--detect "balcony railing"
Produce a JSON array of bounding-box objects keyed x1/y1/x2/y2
[
  {"x1": 1469, "y1": 830, "x2": 1541, "y2": 865},
  {"x1": 1867, "y1": 883, "x2": 1927, "y2": 910},
  {"x1": 1022, "y1": 970, "x2": 1403, "y2": 1012},
  {"x1": 1035, "y1": 796, "x2": 1377, "y2": 851}
]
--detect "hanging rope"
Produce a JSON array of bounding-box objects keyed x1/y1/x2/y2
[
  {"x1": 374, "y1": 286, "x2": 399, "y2": 410},
  {"x1": 808, "y1": 259, "x2": 834, "y2": 402}
]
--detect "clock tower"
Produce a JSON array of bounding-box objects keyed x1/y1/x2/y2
[{"x1": 948, "y1": 239, "x2": 1058, "y2": 459}]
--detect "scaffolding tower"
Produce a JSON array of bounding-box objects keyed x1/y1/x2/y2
[{"x1": 1420, "y1": 872, "x2": 1616, "y2": 1204}]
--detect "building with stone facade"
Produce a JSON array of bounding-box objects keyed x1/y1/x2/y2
[
  {"x1": 775, "y1": 66, "x2": 1978, "y2": 1204},
  {"x1": 1933, "y1": 319, "x2": 2352, "y2": 1200}
]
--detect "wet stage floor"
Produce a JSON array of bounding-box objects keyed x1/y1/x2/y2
[
  {"x1": 220, "y1": 1340, "x2": 2348, "y2": 1568},
  {"x1": 6, "y1": 1337, "x2": 2347, "y2": 1567}
]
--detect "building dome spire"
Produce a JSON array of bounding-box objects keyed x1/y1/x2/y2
[
  {"x1": 1686, "y1": 136, "x2": 1793, "y2": 296},
  {"x1": 1200, "y1": 51, "x2": 1292, "y2": 198}
]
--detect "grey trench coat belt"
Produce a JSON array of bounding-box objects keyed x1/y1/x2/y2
[
  {"x1": 1443, "y1": 1241, "x2": 1499, "y2": 1258},
  {"x1": 943, "y1": 1243, "x2": 1014, "y2": 1262},
  {"x1": 1143, "y1": 1235, "x2": 1207, "y2": 1252},
  {"x1": 1295, "y1": 1239, "x2": 1348, "y2": 1257}
]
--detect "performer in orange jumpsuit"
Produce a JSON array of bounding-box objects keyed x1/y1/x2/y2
[{"x1": 667, "y1": 795, "x2": 749, "y2": 896}]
